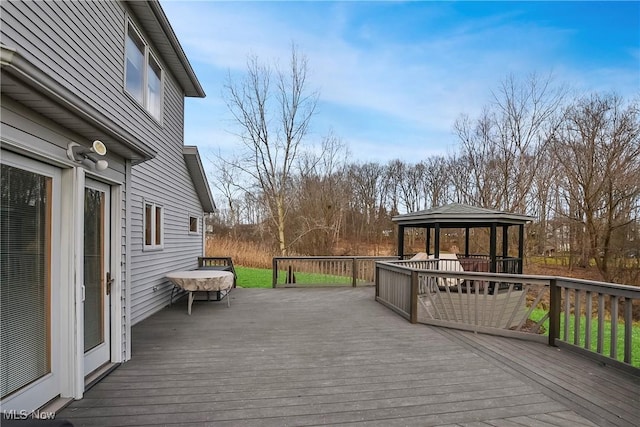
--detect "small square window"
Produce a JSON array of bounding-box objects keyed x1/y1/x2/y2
[{"x1": 189, "y1": 216, "x2": 199, "y2": 233}]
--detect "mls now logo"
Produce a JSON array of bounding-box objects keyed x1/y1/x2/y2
[{"x1": 2, "y1": 409, "x2": 56, "y2": 420}]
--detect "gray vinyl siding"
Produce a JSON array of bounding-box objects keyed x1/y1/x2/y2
[
  {"x1": 125, "y1": 19, "x2": 205, "y2": 325},
  {"x1": 0, "y1": 1, "x2": 167, "y2": 153},
  {"x1": 129, "y1": 84, "x2": 205, "y2": 325},
  {"x1": 2, "y1": 0, "x2": 206, "y2": 328}
]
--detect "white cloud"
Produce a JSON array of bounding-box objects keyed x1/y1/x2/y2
[{"x1": 165, "y1": 0, "x2": 640, "y2": 168}]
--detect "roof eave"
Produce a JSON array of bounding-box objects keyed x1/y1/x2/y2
[
  {"x1": 1, "y1": 44, "x2": 156, "y2": 163},
  {"x1": 133, "y1": 1, "x2": 205, "y2": 98},
  {"x1": 183, "y1": 146, "x2": 215, "y2": 213},
  {"x1": 392, "y1": 203, "x2": 535, "y2": 226}
]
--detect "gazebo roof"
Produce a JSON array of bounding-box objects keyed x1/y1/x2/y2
[{"x1": 392, "y1": 203, "x2": 534, "y2": 227}]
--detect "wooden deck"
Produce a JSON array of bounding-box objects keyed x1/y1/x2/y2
[{"x1": 59, "y1": 288, "x2": 639, "y2": 426}]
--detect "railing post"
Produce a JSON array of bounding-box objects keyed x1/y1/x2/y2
[
  {"x1": 410, "y1": 270, "x2": 418, "y2": 324},
  {"x1": 549, "y1": 279, "x2": 560, "y2": 347},
  {"x1": 272, "y1": 258, "x2": 278, "y2": 288},
  {"x1": 375, "y1": 263, "x2": 380, "y2": 299},
  {"x1": 352, "y1": 258, "x2": 357, "y2": 287}
]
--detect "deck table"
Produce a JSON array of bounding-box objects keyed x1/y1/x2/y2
[{"x1": 166, "y1": 270, "x2": 234, "y2": 314}]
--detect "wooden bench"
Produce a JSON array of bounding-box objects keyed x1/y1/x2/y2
[{"x1": 197, "y1": 257, "x2": 237, "y2": 287}]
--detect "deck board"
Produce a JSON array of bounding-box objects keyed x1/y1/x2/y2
[
  {"x1": 437, "y1": 328, "x2": 640, "y2": 426},
  {"x1": 58, "y1": 288, "x2": 638, "y2": 426}
]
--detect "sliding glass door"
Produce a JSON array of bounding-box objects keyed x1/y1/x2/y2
[{"x1": 0, "y1": 156, "x2": 60, "y2": 410}]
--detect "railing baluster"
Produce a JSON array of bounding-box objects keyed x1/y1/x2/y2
[
  {"x1": 465, "y1": 280, "x2": 471, "y2": 324},
  {"x1": 548, "y1": 279, "x2": 560, "y2": 347},
  {"x1": 597, "y1": 293, "x2": 605, "y2": 354},
  {"x1": 563, "y1": 289, "x2": 571, "y2": 341},
  {"x1": 624, "y1": 297, "x2": 632, "y2": 364},
  {"x1": 516, "y1": 283, "x2": 541, "y2": 331},
  {"x1": 457, "y1": 281, "x2": 465, "y2": 324},
  {"x1": 443, "y1": 284, "x2": 454, "y2": 321},
  {"x1": 610, "y1": 296, "x2": 618, "y2": 359},
  {"x1": 473, "y1": 281, "x2": 479, "y2": 326},
  {"x1": 574, "y1": 289, "x2": 581, "y2": 346},
  {"x1": 585, "y1": 291, "x2": 592, "y2": 351}
]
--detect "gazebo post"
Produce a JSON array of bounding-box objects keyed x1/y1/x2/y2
[
  {"x1": 426, "y1": 226, "x2": 431, "y2": 256},
  {"x1": 490, "y1": 223, "x2": 497, "y2": 273},
  {"x1": 397, "y1": 225, "x2": 405, "y2": 259},
  {"x1": 502, "y1": 224, "x2": 509, "y2": 257},
  {"x1": 434, "y1": 223, "x2": 440, "y2": 258},
  {"x1": 502, "y1": 225, "x2": 509, "y2": 274},
  {"x1": 464, "y1": 226, "x2": 470, "y2": 258}
]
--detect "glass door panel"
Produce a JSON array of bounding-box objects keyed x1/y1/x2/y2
[
  {"x1": 83, "y1": 180, "x2": 110, "y2": 376},
  {"x1": 84, "y1": 188, "x2": 104, "y2": 352},
  {"x1": 0, "y1": 164, "x2": 51, "y2": 398}
]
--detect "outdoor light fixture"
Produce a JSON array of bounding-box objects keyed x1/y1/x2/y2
[{"x1": 67, "y1": 140, "x2": 109, "y2": 171}]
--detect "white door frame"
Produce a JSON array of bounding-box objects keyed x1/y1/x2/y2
[
  {"x1": 69, "y1": 169, "x2": 124, "y2": 399},
  {"x1": 83, "y1": 178, "x2": 112, "y2": 376}
]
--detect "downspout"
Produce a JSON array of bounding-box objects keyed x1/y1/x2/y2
[{"x1": 124, "y1": 160, "x2": 132, "y2": 361}]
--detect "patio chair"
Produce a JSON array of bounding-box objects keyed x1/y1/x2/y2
[
  {"x1": 196, "y1": 257, "x2": 237, "y2": 303},
  {"x1": 429, "y1": 253, "x2": 465, "y2": 289}
]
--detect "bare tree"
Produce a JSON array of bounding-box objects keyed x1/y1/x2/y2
[
  {"x1": 490, "y1": 73, "x2": 565, "y2": 212},
  {"x1": 422, "y1": 156, "x2": 450, "y2": 208},
  {"x1": 454, "y1": 73, "x2": 566, "y2": 213},
  {"x1": 347, "y1": 162, "x2": 388, "y2": 244},
  {"x1": 222, "y1": 45, "x2": 318, "y2": 255},
  {"x1": 552, "y1": 93, "x2": 640, "y2": 281},
  {"x1": 290, "y1": 132, "x2": 349, "y2": 254},
  {"x1": 210, "y1": 158, "x2": 243, "y2": 234}
]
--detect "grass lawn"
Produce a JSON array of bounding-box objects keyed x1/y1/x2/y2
[
  {"x1": 235, "y1": 266, "x2": 272, "y2": 288},
  {"x1": 235, "y1": 266, "x2": 361, "y2": 288},
  {"x1": 530, "y1": 307, "x2": 640, "y2": 367}
]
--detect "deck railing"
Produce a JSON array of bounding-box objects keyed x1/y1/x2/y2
[
  {"x1": 376, "y1": 260, "x2": 640, "y2": 372},
  {"x1": 551, "y1": 277, "x2": 639, "y2": 369},
  {"x1": 272, "y1": 256, "x2": 399, "y2": 288}
]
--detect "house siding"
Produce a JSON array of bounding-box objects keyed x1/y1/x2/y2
[
  {"x1": 1, "y1": 0, "x2": 208, "y2": 407},
  {"x1": 2, "y1": 0, "x2": 207, "y2": 340},
  {"x1": 129, "y1": 86, "x2": 205, "y2": 324},
  {"x1": 1, "y1": 1, "x2": 165, "y2": 153},
  {"x1": 125, "y1": 11, "x2": 206, "y2": 324}
]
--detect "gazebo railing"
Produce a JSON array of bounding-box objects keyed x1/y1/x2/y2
[{"x1": 398, "y1": 254, "x2": 521, "y2": 274}]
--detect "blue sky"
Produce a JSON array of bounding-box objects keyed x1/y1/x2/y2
[{"x1": 160, "y1": 1, "x2": 640, "y2": 166}]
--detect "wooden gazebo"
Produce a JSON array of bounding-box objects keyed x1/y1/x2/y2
[{"x1": 392, "y1": 203, "x2": 534, "y2": 274}]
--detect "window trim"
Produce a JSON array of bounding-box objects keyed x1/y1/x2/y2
[
  {"x1": 188, "y1": 214, "x2": 200, "y2": 235},
  {"x1": 143, "y1": 201, "x2": 164, "y2": 251},
  {"x1": 124, "y1": 20, "x2": 164, "y2": 122}
]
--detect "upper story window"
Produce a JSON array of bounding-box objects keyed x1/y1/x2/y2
[{"x1": 125, "y1": 23, "x2": 162, "y2": 121}]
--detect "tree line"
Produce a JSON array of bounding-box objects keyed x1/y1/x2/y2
[{"x1": 208, "y1": 47, "x2": 640, "y2": 283}]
